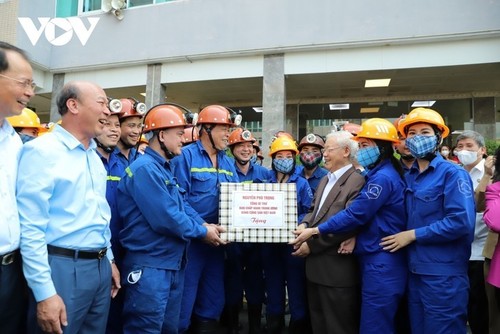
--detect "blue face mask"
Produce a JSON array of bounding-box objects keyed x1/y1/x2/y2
[
  {"x1": 405, "y1": 135, "x2": 437, "y2": 159},
  {"x1": 249, "y1": 154, "x2": 258, "y2": 165},
  {"x1": 356, "y1": 146, "x2": 380, "y2": 169},
  {"x1": 273, "y1": 157, "x2": 294, "y2": 174}
]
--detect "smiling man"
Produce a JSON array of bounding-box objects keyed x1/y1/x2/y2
[
  {"x1": 0, "y1": 41, "x2": 35, "y2": 334},
  {"x1": 17, "y1": 81, "x2": 120, "y2": 334}
]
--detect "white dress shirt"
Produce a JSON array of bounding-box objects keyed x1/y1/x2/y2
[{"x1": 316, "y1": 164, "x2": 353, "y2": 217}]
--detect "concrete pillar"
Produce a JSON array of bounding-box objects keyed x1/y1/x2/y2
[
  {"x1": 145, "y1": 63, "x2": 165, "y2": 109},
  {"x1": 473, "y1": 97, "x2": 495, "y2": 141},
  {"x1": 49, "y1": 73, "x2": 65, "y2": 122},
  {"x1": 262, "y1": 54, "x2": 286, "y2": 162}
]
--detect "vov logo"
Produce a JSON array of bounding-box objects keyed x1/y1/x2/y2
[{"x1": 18, "y1": 17, "x2": 100, "y2": 46}]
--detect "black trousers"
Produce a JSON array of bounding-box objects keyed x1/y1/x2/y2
[
  {"x1": 0, "y1": 254, "x2": 28, "y2": 334},
  {"x1": 468, "y1": 260, "x2": 489, "y2": 334}
]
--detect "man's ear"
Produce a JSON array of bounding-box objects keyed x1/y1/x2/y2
[{"x1": 66, "y1": 98, "x2": 79, "y2": 115}]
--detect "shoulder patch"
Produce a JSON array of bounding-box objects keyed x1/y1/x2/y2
[
  {"x1": 458, "y1": 178, "x2": 473, "y2": 197},
  {"x1": 365, "y1": 183, "x2": 383, "y2": 200}
]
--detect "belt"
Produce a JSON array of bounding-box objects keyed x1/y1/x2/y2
[
  {"x1": 47, "y1": 245, "x2": 107, "y2": 260},
  {"x1": 0, "y1": 249, "x2": 18, "y2": 266}
]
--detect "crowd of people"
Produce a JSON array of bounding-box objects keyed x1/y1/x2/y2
[{"x1": 2, "y1": 41, "x2": 500, "y2": 334}]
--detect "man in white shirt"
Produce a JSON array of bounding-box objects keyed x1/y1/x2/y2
[
  {"x1": 455, "y1": 130, "x2": 489, "y2": 334},
  {"x1": 0, "y1": 41, "x2": 35, "y2": 334}
]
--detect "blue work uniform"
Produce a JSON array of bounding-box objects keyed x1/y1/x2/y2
[
  {"x1": 117, "y1": 147, "x2": 207, "y2": 333},
  {"x1": 318, "y1": 159, "x2": 407, "y2": 334},
  {"x1": 261, "y1": 169, "x2": 313, "y2": 321},
  {"x1": 225, "y1": 162, "x2": 272, "y2": 309},
  {"x1": 171, "y1": 140, "x2": 239, "y2": 331},
  {"x1": 296, "y1": 165, "x2": 328, "y2": 194},
  {"x1": 97, "y1": 148, "x2": 127, "y2": 334},
  {"x1": 405, "y1": 154, "x2": 475, "y2": 334},
  {"x1": 114, "y1": 146, "x2": 138, "y2": 167}
]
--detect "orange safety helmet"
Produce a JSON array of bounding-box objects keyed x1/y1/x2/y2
[
  {"x1": 269, "y1": 136, "x2": 299, "y2": 157},
  {"x1": 139, "y1": 134, "x2": 149, "y2": 145},
  {"x1": 182, "y1": 125, "x2": 199, "y2": 145},
  {"x1": 298, "y1": 133, "x2": 325, "y2": 150},
  {"x1": 397, "y1": 108, "x2": 450, "y2": 139},
  {"x1": 228, "y1": 128, "x2": 256, "y2": 146},
  {"x1": 7, "y1": 108, "x2": 45, "y2": 130},
  {"x1": 143, "y1": 104, "x2": 188, "y2": 133},
  {"x1": 119, "y1": 98, "x2": 147, "y2": 119},
  {"x1": 197, "y1": 105, "x2": 241, "y2": 126},
  {"x1": 356, "y1": 118, "x2": 399, "y2": 143},
  {"x1": 342, "y1": 123, "x2": 362, "y2": 136}
]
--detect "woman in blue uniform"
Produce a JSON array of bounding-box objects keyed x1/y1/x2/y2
[
  {"x1": 292, "y1": 118, "x2": 408, "y2": 334},
  {"x1": 262, "y1": 135, "x2": 313, "y2": 334},
  {"x1": 380, "y1": 108, "x2": 475, "y2": 334}
]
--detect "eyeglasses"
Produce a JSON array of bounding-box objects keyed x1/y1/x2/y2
[
  {"x1": 0, "y1": 73, "x2": 37, "y2": 91},
  {"x1": 324, "y1": 146, "x2": 343, "y2": 153}
]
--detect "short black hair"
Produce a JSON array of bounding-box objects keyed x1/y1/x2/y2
[
  {"x1": 56, "y1": 83, "x2": 80, "y2": 116},
  {"x1": 0, "y1": 41, "x2": 30, "y2": 73}
]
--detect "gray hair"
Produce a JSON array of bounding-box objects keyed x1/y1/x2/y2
[
  {"x1": 326, "y1": 130, "x2": 359, "y2": 159},
  {"x1": 456, "y1": 130, "x2": 485, "y2": 148}
]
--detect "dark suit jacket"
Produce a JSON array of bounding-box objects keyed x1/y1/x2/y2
[{"x1": 302, "y1": 165, "x2": 365, "y2": 287}]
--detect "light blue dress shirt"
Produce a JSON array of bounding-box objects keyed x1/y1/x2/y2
[
  {"x1": 0, "y1": 120, "x2": 22, "y2": 255},
  {"x1": 17, "y1": 124, "x2": 112, "y2": 302}
]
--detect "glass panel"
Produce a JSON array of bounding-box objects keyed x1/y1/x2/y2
[
  {"x1": 128, "y1": 0, "x2": 154, "y2": 7},
  {"x1": 82, "y1": 0, "x2": 102, "y2": 12},
  {"x1": 56, "y1": 0, "x2": 78, "y2": 18}
]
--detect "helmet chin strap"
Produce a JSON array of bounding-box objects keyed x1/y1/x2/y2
[
  {"x1": 95, "y1": 139, "x2": 115, "y2": 154},
  {"x1": 237, "y1": 158, "x2": 250, "y2": 165},
  {"x1": 159, "y1": 139, "x2": 176, "y2": 160},
  {"x1": 203, "y1": 125, "x2": 220, "y2": 151}
]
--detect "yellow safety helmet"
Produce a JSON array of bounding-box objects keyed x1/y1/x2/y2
[
  {"x1": 6, "y1": 108, "x2": 43, "y2": 130},
  {"x1": 356, "y1": 118, "x2": 399, "y2": 143},
  {"x1": 398, "y1": 108, "x2": 450, "y2": 139},
  {"x1": 269, "y1": 136, "x2": 299, "y2": 157}
]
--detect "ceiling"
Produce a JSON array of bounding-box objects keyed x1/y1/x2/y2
[{"x1": 31, "y1": 62, "x2": 500, "y2": 122}]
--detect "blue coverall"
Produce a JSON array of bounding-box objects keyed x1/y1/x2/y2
[
  {"x1": 261, "y1": 169, "x2": 313, "y2": 321},
  {"x1": 295, "y1": 165, "x2": 328, "y2": 195},
  {"x1": 117, "y1": 147, "x2": 207, "y2": 333},
  {"x1": 405, "y1": 153, "x2": 475, "y2": 334},
  {"x1": 171, "y1": 140, "x2": 239, "y2": 332},
  {"x1": 318, "y1": 159, "x2": 407, "y2": 334}
]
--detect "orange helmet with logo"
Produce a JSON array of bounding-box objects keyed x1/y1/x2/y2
[
  {"x1": 342, "y1": 123, "x2": 362, "y2": 136},
  {"x1": 119, "y1": 98, "x2": 147, "y2": 119},
  {"x1": 143, "y1": 104, "x2": 187, "y2": 133},
  {"x1": 398, "y1": 108, "x2": 450, "y2": 139},
  {"x1": 228, "y1": 128, "x2": 256, "y2": 147},
  {"x1": 182, "y1": 125, "x2": 199, "y2": 145},
  {"x1": 198, "y1": 105, "x2": 241, "y2": 126},
  {"x1": 356, "y1": 118, "x2": 399, "y2": 143}
]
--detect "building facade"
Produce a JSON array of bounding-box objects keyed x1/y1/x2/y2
[{"x1": 2, "y1": 0, "x2": 500, "y2": 155}]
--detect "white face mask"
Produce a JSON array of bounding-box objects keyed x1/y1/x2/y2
[
  {"x1": 440, "y1": 149, "x2": 449, "y2": 157},
  {"x1": 456, "y1": 150, "x2": 479, "y2": 166}
]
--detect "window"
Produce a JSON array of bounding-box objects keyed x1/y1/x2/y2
[{"x1": 57, "y1": 0, "x2": 177, "y2": 17}]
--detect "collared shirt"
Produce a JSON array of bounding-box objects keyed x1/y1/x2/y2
[
  {"x1": 468, "y1": 158, "x2": 488, "y2": 260},
  {"x1": 405, "y1": 153, "x2": 475, "y2": 275},
  {"x1": 17, "y1": 124, "x2": 112, "y2": 302},
  {"x1": 171, "y1": 140, "x2": 240, "y2": 224},
  {"x1": 235, "y1": 160, "x2": 272, "y2": 184},
  {"x1": 296, "y1": 165, "x2": 328, "y2": 194},
  {"x1": 114, "y1": 146, "x2": 139, "y2": 167},
  {"x1": 318, "y1": 159, "x2": 407, "y2": 258},
  {"x1": 118, "y1": 147, "x2": 207, "y2": 269},
  {"x1": 0, "y1": 120, "x2": 22, "y2": 254},
  {"x1": 316, "y1": 164, "x2": 353, "y2": 215}
]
